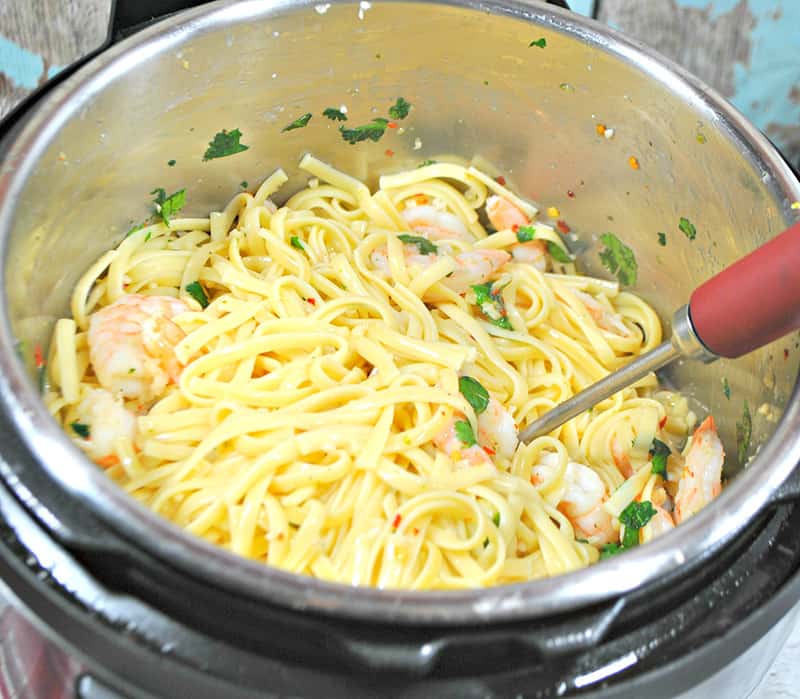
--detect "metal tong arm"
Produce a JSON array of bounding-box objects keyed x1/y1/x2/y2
[{"x1": 518, "y1": 305, "x2": 716, "y2": 443}]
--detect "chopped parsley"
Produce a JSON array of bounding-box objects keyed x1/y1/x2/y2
[
  {"x1": 516, "y1": 225, "x2": 536, "y2": 243},
  {"x1": 529, "y1": 37, "x2": 547, "y2": 48},
  {"x1": 185, "y1": 281, "x2": 209, "y2": 308},
  {"x1": 459, "y1": 376, "x2": 490, "y2": 414},
  {"x1": 657, "y1": 231, "x2": 666, "y2": 246},
  {"x1": 282, "y1": 113, "x2": 313, "y2": 132},
  {"x1": 388, "y1": 97, "x2": 411, "y2": 120},
  {"x1": 203, "y1": 128, "x2": 249, "y2": 160},
  {"x1": 126, "y1": 222, "x2": 145, "y2": 237},
  {"x1": 736, "y1": 401, "x2": 752, "y2": 464},
  {"x1": 471, "y1": 282, "x2": 513, "y2": 330},
  {"x1": 38, "y1": 362, "x2": 46, "y2": 393},
  {"x1": 722, "y1": 377, "x2": 731, "y2": 399},
  {"x1": 649, "y1": 438, "x2": 671, "y2": 478},
  {"x1": 70, "y1": 422, "x2": 90, "y2": 439},
  {"x1": 167, "y1": 159, "x2": 176, "y2": 167},
  {"x1": 678, "y1": 216, "x2": 697, "y2": 240},
  {"x1": 290, "y1": 236, "x2": 306, "y2": 251},
  {"x1": 598, "y1": 232, "x2": 638, "y2": 286},
  {"x1": 397, "y1": 234, "x2": 437, "y2": 255},
  {"x1": 150, "y1": 188, "x2": 186, "y2": 224},
  {"x1": 339, "y1": 118, "x2": 389, "y2": 144},
  {"x1": 240, "y1": 180, "x2": 248, "y2": 190},
  {"x1": 322, "y1": 107, "x2": 348, "y2": 121},
  {"x1": 492, "y1": 511, "x2": 501, "y2": 527},
  {"x1": 547, "y1": 241, "x2": 573, "y2": 264},
  {"x1": 619, "y1": 500, "x2": 657, "y2": 548},
  {"x1": 600, "y1": 542, "x2": 624, "y2": 559},
  {"x1": 454, "y1": 420, "x2": 477, "y2": 447},
  {"x1": 418, "y1": 159, "x2": 436, "y2": 168}
]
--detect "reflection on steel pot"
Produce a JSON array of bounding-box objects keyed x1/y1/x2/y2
[{"x1": 0, "y1": 0, "x2": 798, "y2": 697}]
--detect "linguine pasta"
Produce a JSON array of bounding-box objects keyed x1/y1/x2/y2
[{"x1": 44, "y1": 154, "x2": 705, "y2": 589}]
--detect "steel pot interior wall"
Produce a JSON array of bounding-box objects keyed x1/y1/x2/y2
[
  {"x1": 5, "y1": 0, "x2": 799, "y2": 460},
  {"x1": 0, "y1": 0, "x2": 799, "y2": 622}
]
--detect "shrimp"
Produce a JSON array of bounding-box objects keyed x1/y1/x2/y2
[
  {"x1": 369, "y1": 243, "x2": 509, "y2": 296},
  {"x1": 532, "y1": 453, "x2": 618, "y2": 545},
  {"x1": 445, "y1": 250, "x2": 510, "y2": 293},
  {"x1": 401, "y1": 204, "x2": 472, "y2": 242},
  {"x1": 433, "y1": 396, "x2": 516, "y2": 465},
  {"x1": 639, "y1": 504, "x2": 675, "y2": 544},
  {"x1": 486, "y1": 195, "x2": 529, "y2": 231},
  {"x1": 73, "y1": 388, "x2": 136, "y2": 464},
  {"x1": 610, "y1": 435, "x2": 634, "y2": 478},
  {"x1": 573, "y1": 290, "x2": 632, "y2": 337},
  {"x1": 477, "y1": 397, "x2": 518, "y2": 460},
  {"x1": 674, "y1": 416, "x2": 724, "y2": 523},
  {"x1": 433, "y1": 419, "x2": 493, "y2": 467},
  {"x1": 510, "y1": 242, "x2": 548, "y2": 270},
  {"x1": 88, "y1": 294, "x2": 190, "y2": 402},
  {"x1": 486, "y1": 195, "x2": 547, "y2": 272}
]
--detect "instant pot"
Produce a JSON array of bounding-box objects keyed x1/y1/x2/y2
[{"x1": 0, "y1": 1, "x2": 799, "y2": 697}]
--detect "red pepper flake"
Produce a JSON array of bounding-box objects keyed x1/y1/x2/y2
[
  {"x1": 95, "y1": 454, "x2": 120, "y2": 468},
  {"x1": 784, "y1": 348, "x2": 790, "y2": 360},
  {"x1": 387, "y1": 121, "x2": 398, "y2": 129},
  {"x1": 392, "y1": 514, "x2": 402, "y2": 530},
  {"x1": 512, "y1": 224, "x2": 520, "y2": 233},
  {"x1": 412, "y1": 527, "x2": 420, "y2": 535},
  {"x1": 595, "y1": 123, "x2": 607, "y2": 136},
  {"x1": 306, "y1": 297, "x2": 316, "y2": 305},
  {"x1": 33, "y1": 344, "x2": 44, "y2": 368},
  {"x1": 385, "y1": 149, "x2": 395, "y2": 157},
  {"x1": 658, "y1": 415, "x2": 668, "y2": 429},
  {"x1": 556, "y1": 220, "x2": 571, "y2": 234},
  {"x1": 414, "y1": 194, "x2": 429, "y2": 205},
  {"x1": 567, "y1": 190, "x2": 575, "y2": 198},
  {"x1": 628, "y1": 155, "x2": 640, "y2": 170},
  {"x1": 483, "y1": 446, "x2": 496, "y2": 456},
  {"x1": 495, "y1": 175, "x2": 507, "y2": 186}
]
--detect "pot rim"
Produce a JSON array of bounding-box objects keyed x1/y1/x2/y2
[{"x1": 0, "y1": 0, "x2": 799, "y2": 625}]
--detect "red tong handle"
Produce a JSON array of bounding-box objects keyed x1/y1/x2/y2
[{"x1": 689, "y1": 221, "x2": 800, "y2": 358}]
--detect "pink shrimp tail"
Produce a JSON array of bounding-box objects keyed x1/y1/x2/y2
[{"x1": 486, "y1": 195, "x2": 530, "y2": 231}]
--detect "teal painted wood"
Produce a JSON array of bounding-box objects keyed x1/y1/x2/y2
[
  {"x1": 598, "y1": 0, "x2": 800, "y2": 168},
  {"x1": 0, "y1": 0, "x2": 110, "y2": 117}
]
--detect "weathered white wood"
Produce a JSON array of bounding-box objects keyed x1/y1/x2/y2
[
  {"x1": 598, "y1": 0, "x2": 756, "y2": 98},
  {"x1": 597, "y1": 0, "x2": 800, "y2": 168},
  {"x1": 0, "y1": 0, "x2": 110, "y2": 116},
  {"x1": 753, "y1": 614, "x2": 800, "y2": 698}
]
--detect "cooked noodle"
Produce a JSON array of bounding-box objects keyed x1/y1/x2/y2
[{"x1": 44, "y1": 155, "x2": 702, "y2": 589}]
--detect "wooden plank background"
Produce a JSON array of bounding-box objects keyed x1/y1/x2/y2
[
  {"x1": 0, "y1": 0, "x2": 109, "y2": 116},
  {"x1": 0, "y1": 2, "x2": 799, "y2": 697},
  {"x1": 1, "y1": 0, "x2": 797, "y2": 167}
]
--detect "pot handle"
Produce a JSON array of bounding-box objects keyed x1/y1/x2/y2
[
  {"x1": 109, "y1": 0, "x2": 211, "y2": 38},
  {"x1": 333, "y1": 596, "x2": 625, "y2": 677},
  {"x1": 109, "y1": 0, "x2": 572, "y2": 37}
]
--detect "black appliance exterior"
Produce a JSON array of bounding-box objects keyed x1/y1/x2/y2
[
  {"x1": 1, "y1": 2, "x2": 800, "y2": 697},
  {"x1": 1, "y1": 394, "x2": 800, "y2": 699}
]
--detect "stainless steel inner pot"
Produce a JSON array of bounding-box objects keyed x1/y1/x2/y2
[{"x1": 0, "y1": 0, "x2": 798, "y2": 624}]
